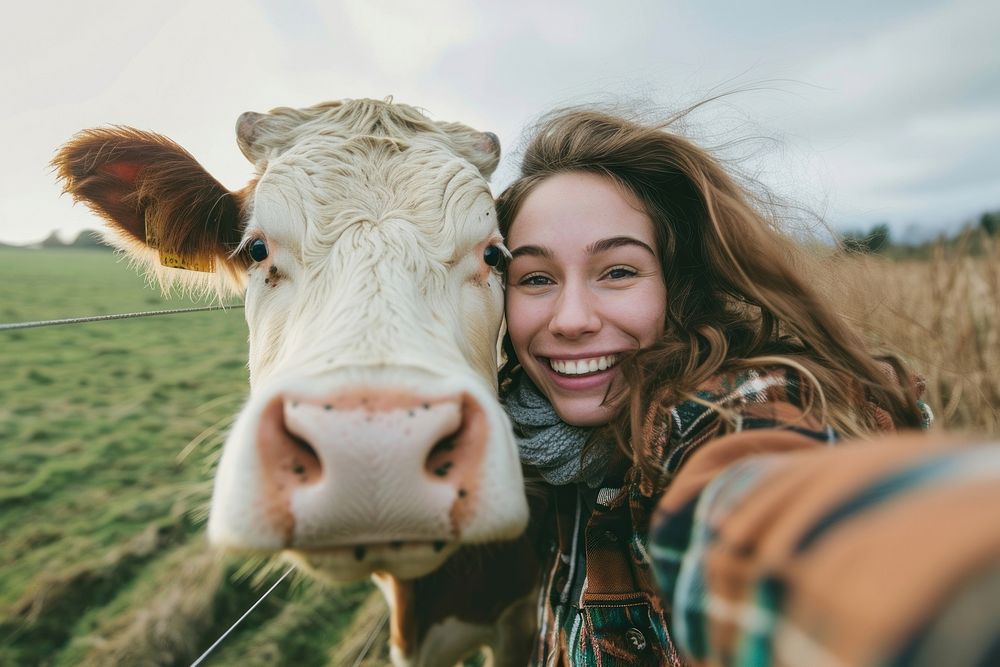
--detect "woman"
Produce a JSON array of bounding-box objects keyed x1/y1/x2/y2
[{"x1": 496, "y1": 109, "x2": 994, "y2": 666}]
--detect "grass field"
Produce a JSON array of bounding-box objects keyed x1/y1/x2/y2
[
  {"x1": 0, "y1": 248, "x2": 377, "y2": 666},
  {"x1": 1, "y1": 242, "x2": 997, "y2": 666}
]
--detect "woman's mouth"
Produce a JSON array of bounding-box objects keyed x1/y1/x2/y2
[{"x1": 548, "y1": 354, "x2": 620, "y2": 376}]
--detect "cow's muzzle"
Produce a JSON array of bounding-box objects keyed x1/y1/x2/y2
[
  {"x1": 209, "y1": 372, "x2": 528, "y2": 581},
  {"x1": 256, "y1": 388, "x2": 488, "y2": 548}
]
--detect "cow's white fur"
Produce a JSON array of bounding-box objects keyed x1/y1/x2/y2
[
  {"x1": 206, "y1": 100, "x2": 528, "y2": 582},
  {"x1": 242, "y1": 138, "x2": 502, "y2": 386}
]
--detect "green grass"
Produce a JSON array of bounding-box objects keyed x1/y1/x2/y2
[{"x1": 0, "y1": 248, "x2": 371, "y2": 666}]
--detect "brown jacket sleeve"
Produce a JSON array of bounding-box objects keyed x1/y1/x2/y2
[{"x1": 650, "y1": 431, "x2": 1000, "y2": 666}]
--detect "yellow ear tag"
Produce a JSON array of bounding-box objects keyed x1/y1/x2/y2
[
  {"x1": 145, "y1": 215, "x2": 215, "y2": 273},
  {"x1": 158, "y1": 249, "x2": 215, "y2": 273}
]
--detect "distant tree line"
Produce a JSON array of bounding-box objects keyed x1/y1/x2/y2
[
  {"x1": 841, "y1": 207, "x2": 999, "y2": 258},
  {"x1": 36, "y1": 230, "x2": 111, "y2": 250},
  {"x1": 981, "y1": 210, "x2": 1000, "y2": 236}
]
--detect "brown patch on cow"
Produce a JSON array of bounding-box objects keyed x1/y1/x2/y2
[
  {"x1": 52, "y1": 127, "x2": 252, "y2": 274},
  {"x1": 413, "y1": 538, "x2": 539, "y2": 636},
  {"x1": 373, "y1": 538, "x2": 539, "y2": 662},
  {"x1": 370, "y1": 486, "x2": 548, "y2": 661},
  {"x1": 256, "y1": 397, "x2": 322, "y2": 544}
]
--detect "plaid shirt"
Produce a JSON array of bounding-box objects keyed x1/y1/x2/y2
[
  {"x1": 530, "y1": 367, "x2": 841, "y2": 666},
  {"x1": 648, "y1": 395, "x2": 1000, "y2": 666},
  {"x1": 529, "y1": 366, "x2": 988, "y2": 667}
]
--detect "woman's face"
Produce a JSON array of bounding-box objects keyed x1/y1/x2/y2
[{"x1": 505, "y1": 171, "x2": 667, "y2": 427}]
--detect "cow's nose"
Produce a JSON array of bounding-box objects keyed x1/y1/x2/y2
[{"x1": 255, "y1": 390, "x2": 487, "y2": 545}]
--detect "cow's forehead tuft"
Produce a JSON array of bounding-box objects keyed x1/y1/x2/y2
[
  {"x1": 301, "y1": 98, "x2": 438, "y2": 139},
  {"x1": 257, "y1": 139, "x2": 486, "y2": 211},
  {"x1": 250, "y1": 138, "x2": 495, "y2": 259}
]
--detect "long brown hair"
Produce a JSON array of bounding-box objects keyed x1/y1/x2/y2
[{"x1": 496, "y1": 108, "x2": 923, "y2": 481}]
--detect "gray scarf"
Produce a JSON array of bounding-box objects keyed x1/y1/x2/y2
[{"x1": 503, "y1": 378, "x2": 613, "y2": 488}]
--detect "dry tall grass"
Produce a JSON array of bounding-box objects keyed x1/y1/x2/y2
[
  {"x1": 826, "y1": 236, "x2": 1000, "y2": 435},
  {"x1": 327, "y1": 590, "x2": 391, "y2": 666}
]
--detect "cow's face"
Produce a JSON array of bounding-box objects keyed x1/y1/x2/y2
[
  {"x1": 54, "y1": 100, "x2": 528, "y2": 581},
  {"x1": 237, "y1": 104, "x2": 504, "y2": 388}
]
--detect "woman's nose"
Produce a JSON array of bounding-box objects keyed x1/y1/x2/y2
[{"x1": 548, "y1": 283, "x2": 601, "y2": 338}]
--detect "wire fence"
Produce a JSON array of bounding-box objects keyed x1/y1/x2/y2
[{"x1": 0, "y1": 305, "x2": 245, "y2": 331}]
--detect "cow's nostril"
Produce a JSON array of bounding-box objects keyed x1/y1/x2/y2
[
  {"x1": 432, "y1": 434, "x2": 458, "y2": 454},
  {"x1": 426, "y1": 432, "x2": 459, "y2": 478},
  {"x1": 288, "y1": 433, "x2": 320, "y2": 478},
  {"x1": 271, "y1": 399, "x2": 322, "y2": 484}
]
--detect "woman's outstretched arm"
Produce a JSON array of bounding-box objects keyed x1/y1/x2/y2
[{"x1": 650, "y1": 430, "x2": 1000, "y2": 666}]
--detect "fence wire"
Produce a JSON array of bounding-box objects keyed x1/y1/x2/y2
[{"x1": 0, "y1": 305, "x2": 244, "y2": 331}]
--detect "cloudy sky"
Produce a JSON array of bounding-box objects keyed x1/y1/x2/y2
[{"x1": 1, "y1": 0, "x2": 997, "y2": 244}]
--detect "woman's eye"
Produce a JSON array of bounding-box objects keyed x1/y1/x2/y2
[
  {"x1": 606, "y1": 266, "x2": 636, "y2": 280},
  {"x1": 248, "y1": 238, "x2": 269, "y2": 262},
  {"x1": 519, "y1": 273, "x2": 552, "y2": 287}
]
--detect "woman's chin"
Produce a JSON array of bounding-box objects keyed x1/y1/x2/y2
[
  {"x1": 548, "y1": 396, "x2": 616, "y2": 428},
  {"x1": 532, "y1": 366, "x2": 621, "y2": 427}
]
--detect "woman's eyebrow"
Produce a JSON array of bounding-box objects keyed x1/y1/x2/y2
[
  {"x1": 509, "y1": 237, "x2": 655, "y2": 260},
  {"x1": 586, "y1": 236, "x2": 656, "y2": 256},
  {"x1": 509, "y1": 245, "x2": 552, "y2": 260}
]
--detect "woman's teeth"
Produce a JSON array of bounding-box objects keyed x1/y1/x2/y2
[{"x1": 549, "y1": 355, "x2": 619, "y2": 376}]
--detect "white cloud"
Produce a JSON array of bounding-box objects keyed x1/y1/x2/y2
[
  {"x1": 793, "y1": 0, "x2": 1000, "y2": 135},
  {"x1": 335, "y1": 0, "x2": 480, "y2": 76},
  {"x1": 1, "y1": 0, "x2": 997, "y2": 244}
]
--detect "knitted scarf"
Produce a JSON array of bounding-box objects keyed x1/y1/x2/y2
[{"x1": 503, "y1": 377, "x2": 614, "y2": 488}]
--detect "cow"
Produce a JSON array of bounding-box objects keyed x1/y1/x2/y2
[{"x1": 54, "y1": 99, "x2": 537, "y2": 666}]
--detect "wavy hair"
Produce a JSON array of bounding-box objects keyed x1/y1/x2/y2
[{"x1": 496, "y1": 108, "x2": 923, "y2": 482}]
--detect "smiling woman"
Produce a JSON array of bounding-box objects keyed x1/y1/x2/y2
[
  {"x1": 505, "y1": 171, "x2": 666, "y2": 427},
  {"x1": 495, "y1": 109, "x2": 999, "y2": 667}
]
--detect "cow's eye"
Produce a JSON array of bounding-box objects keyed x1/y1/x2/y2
[
  {"x1": 483, "y1": 244, "x2": 503, "y2": 267},
  {"x1": 248, "y1": 238, "x2": 269, "y2": 262}
]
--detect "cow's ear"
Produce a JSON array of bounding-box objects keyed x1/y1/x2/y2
[
  {"x1": 236, "y1": 110, "x2": 301, "y2": 165},
  {"x1": 53, "y1": 127, "x2": 250, "y2": 294},
  {"x1": 236, "y1": 102, "x2": 347, "y2": 166},
  {"x1": 434, "y1": 122, "x2": 501, "y2": 179}
]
